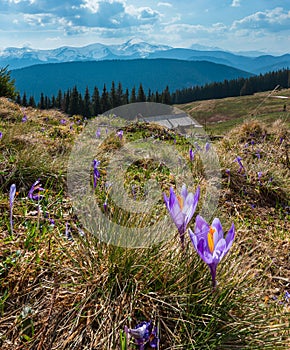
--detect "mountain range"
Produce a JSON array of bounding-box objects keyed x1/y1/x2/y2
[{"x1": 1, "y1": 39, "x2": 290, "y2": 74}]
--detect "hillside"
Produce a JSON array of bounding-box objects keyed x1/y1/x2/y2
[
  {"x1": 181, "y1": 88, "x2": 290, "y2": 134},
  {"x1": 10, "y1": 59, "x2": 253, "y2": 100},
  {"x1": 0, "y1": 96, "x2": 289, "y2": 349}
]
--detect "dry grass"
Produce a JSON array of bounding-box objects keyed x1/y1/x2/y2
[{"x1": 0, "y1": 97, "x2": 289, "y2": 349}]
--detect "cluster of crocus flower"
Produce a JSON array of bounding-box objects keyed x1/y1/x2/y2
[
  {"x1": 163, "y1": 184, "x2": 235, "y2": 289},
  {"x1": 125, "y1": 321, "x2": 158, "y2": 350}
]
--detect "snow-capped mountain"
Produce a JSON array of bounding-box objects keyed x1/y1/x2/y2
[
  {"x1": 0, "y1": 39, "x2": 172, "y2": 69},
  {"x1": 1, "y1": 38, "x2": 289, "y2": 74}
]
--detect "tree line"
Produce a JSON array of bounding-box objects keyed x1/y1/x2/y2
[
  {"x1": 171, "y1": 69, "x2": 290, "y2": 104},
  {"x1": 1, "y1": 65, "x2": 289, "y2": 116},
  {"x1": 15, "y1": 82, "x2": 171, "y2": 117}
]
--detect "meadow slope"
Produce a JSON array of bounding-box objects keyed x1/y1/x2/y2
[{"x1": 0, "y1": 95, "x2": 289, "y2": 349}]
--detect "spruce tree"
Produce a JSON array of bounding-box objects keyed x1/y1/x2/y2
[
  {"x1": 22, "y1": 92, "x2": 28, "y2": 107},
  {"x1": 55, "y1": 90, "x2": 62, "y2": 109},
  {"x1": 83, "y1": 86, "x2": 91, "y2": 118},
  {"x1": 100, "y1": 84, "x2": 110, "y2": 113},
  {"x1": 161, "y1": 85, "x2": 171, "y2": 104},
  {"x1": 39, "y1": 93, "x2": 45, "y2": 109},
  {"x1": 137, "y1": 83, "x2": 146, "y2": 102},
  {"x1": 110, "y1": 81, "x2": 117, "y2": 108},
  {"x1": 92, "y1": 86, "x2": 101, "y2": 116},
  {"x1": 130, "y1": 86, "x2": 136, "y2": 103},
  {"x1": 124, "y1": 88, "x2": 129, "y2": 105},
  {"x1": 116, "y1": 82, "x2": 123, "y2": 107},
  {"x1": 28, "y1": 95, "x2": 36, "y2": 108},
  {"x1": 0, "y1": 66, "x2": 16, "y2": 99},
  {"x1": 68, "y1": 86, "x2": 80, "y2": 116},
  {"x1": 15, "y1": 93, "x2": 21, "y2": 105}
]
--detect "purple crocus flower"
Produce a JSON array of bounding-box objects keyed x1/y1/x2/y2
[
  {"x1": 234, "y1": 156, "x2": 244, "y2": 173},
  {"x1": 28, "y1": 180, "x2": 45, "y2": 201},
  {"x1": 189, "y1": 148, "x2": 195, "y2": 162},
  {"x1": 92, "y1": 159, "x2": 101, "y2": 188},
  {"x1": 117, "y1": 130, "x2": 123, "y2": 140},
  {"x1": 194, "y1": 141, "x2": 202, "y2": 151},
  {"x1": 22, "y1": 114, "x2": 27, "y2": 122},
  {"x1": 255, "y1": 149, "x2": 261, "y2": 159},
  {"x1": 163, "y1": 184, "x2": 200, "y2": 249},
  {"x1": 189, "y1": 215, "x2": 235, "y2": 289},
  {"x1": 257, "y1": 171, "x2": 262, "y2": 183},
  {"x1": 125, "y1": 321, "x2": 158, "y2": 350},
  {"x1": 205, "y1": 142, "x2": 210, "y2": 152},
  {"x1": 96, "y1": 128, "x2": 101, "y2": 138},
  {"x1": 60, "y1": 119, "x2": 66, "y2": 125},
  {"x1": 0, "y1": 131, "x2": 3, "y2": 139},
  {"x1": 9, "y1": 184, "x2": 16, "y2": 234}
]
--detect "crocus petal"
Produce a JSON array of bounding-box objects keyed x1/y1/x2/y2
[
  {"x1": 211, "y1": 217, "x2": 224, "y2": 241},
  {"x1": 164, "y1": 188, "x2": 185, "y2": 232},
  {"x1": 28, "y1": 180, "x2": 45, "y2": 200},
  {"x1": 169, "y1": 202, "x2": 185, "y2": 232},
  {"x1": 9, "y1": 184, "x2": 16, "y2": 208},
  {"x1": 225, "y1": 223, "x2": 235, "y2": 252},
  {"x1": 194, "y1": 214, "x2": 209, "y2": 236},
  {"x1": 183, "y1": 186, "x2": 199, "y2": 215},
  {"x1": 189, "y1": 229, "x2": 213, "y2": 264},
  {"x1": 168, "y1": 187, "x2": 177, "y2": 210},
  {"x1": 212, "y1": 238, "x2": 227, "y2": 262},
  {"x1": 202, "y1": 245, "x2": 214, "y2": 264},
  {"x1": 128, "y1": 323, "x2": 147, "y2": 339},
  {"x1": 180, "y1": 184, "x2": 188, "y2": 199}
]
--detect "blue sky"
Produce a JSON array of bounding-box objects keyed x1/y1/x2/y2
[{"x1": 0, "y1": 0, "x2": 290, "y2": 54}]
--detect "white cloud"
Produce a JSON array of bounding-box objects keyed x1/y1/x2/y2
[
  {"x1": 232, "y1": 7, "x2": 290, "y2": 32},
  {"x1": 231, "y1": 0, "x2": 240, "y2": 7},
  {"x1": 164, "y1": 23, "x2": 227, "y2": 36},
  {"x1": 157, "y1": 2, "x2": 172, "y2": 7},
  {"x1": 80, "y1": 0, "x2": 100, "y2": 13}
]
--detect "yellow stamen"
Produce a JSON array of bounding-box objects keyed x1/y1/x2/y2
[
  {"x1": 208, "y1": 226, "x2": 215, "y2": 253},
  {"x1": 177, "y1": 195, "x2": 184, "y2": 209}
]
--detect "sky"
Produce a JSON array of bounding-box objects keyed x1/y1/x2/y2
[{"x1": 0, "y1": 0, "x2": 290, "y2": 54}]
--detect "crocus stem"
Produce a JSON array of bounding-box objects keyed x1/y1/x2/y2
[
  {"x1": 10, "y1": 209, "x2": 13, "y2": 235},
  {"x1": 209, "y1": 264, "x2": 217, "y2": 291}
]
